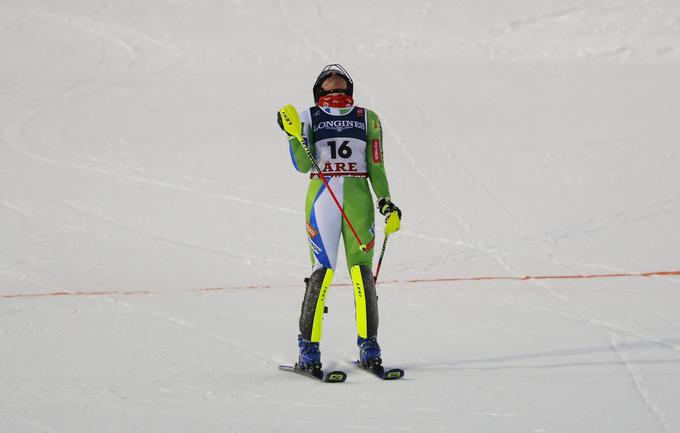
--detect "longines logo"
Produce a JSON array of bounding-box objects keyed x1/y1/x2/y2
[{"x1": 313, "y1": 120, "x2": 365, "y2": 133}]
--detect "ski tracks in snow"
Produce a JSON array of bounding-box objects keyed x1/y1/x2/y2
[
  {"x1": 55, "y1": 199, "x2": 300, "y2": 269},
  {"x1": 0, "y1": 411, "x2": 57, "y2": 433},
  {"x1": 443, "y1": 282, "x2": 680, "y2": 431},
  {"x1": 0, "y1": 6, "x2": 302, "y2": 274},
  {"x1": 609, "y1": 332, "x2": 675, "y2": 433},
  {"x1": 102, "y1": 295, "x2": 268, "y2": 359},
  {"x1": 375, "y1": 62, "x2": 592, "y2": 292},
  {"x1": 367, "y1": 38, "x2": 679, "y2": 430},
  {"x1": 0, "y1": 6, "x2": 179, "y2": 170}
]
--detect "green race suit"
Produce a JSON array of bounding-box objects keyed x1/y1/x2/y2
[
  {"x1": 286, "y1": 104, "x2": 392, "y2": 342},
  {"x1": 287, "y1": 105, "x2": 391, "y2": 271}
]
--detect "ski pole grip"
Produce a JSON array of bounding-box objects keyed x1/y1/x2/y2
[
  {"x1": 278, "y1": 104, "x2": 303, "y2": 142},
  {"x1": 385, "y1": 212, "x2": 401, "y2": 235}
]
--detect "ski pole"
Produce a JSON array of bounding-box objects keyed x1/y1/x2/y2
[
  {"x1": 374, "y1": 212, "x2": 400, "y2": 283},
  {"x1": 279, "y1": 105, "x2": 367, "y2": 251},
  {"x1": 374, "y1": 235, "x2": 389, "y2": 283}
]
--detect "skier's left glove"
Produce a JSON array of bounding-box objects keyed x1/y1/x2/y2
[
  {"x1": 378, "y1": 198, "x2": 402, "y2": 221},
  {"x1": 277, "y1": 112, "x2": 293, "y2": 137}
]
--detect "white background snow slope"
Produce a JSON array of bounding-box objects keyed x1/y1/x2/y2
[{"x1": 2, "y1": 1, "x2": 680, "y2": 432}]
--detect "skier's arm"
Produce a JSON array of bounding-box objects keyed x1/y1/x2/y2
[
  {"x1": 278, "y1": 108, "x2": 313, "y2": 173},
  {"x1": 367, "y1": 110, "x2": 402, "y2": 223},
  {"x1": 287, "y1": 130, "x2": 313, "y2": 173},
  {"x1": 366, "y1": 110, "x2": 391, "y2": 200}
]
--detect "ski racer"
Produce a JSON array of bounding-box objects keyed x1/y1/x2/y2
[{"x1": 276, "y1": 64, "x2": 402, "y2": 371}]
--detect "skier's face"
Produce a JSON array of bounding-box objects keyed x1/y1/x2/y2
[{"x1": 321, "y1": 72, "x2": 348, "y2": 93}]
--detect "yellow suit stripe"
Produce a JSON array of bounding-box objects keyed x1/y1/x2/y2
[
  {"x1": 310, "y1": 268, "x2": 334, "y2": 342},
  {"x1": 351, "y1": 265, "x2": 368, "y2": 338}
]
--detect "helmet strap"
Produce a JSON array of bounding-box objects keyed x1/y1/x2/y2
[{"x1": 317, "y1": 94, "x2": 354, "y2": 108}]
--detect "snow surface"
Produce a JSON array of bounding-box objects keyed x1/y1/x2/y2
[{"x1": 2, "y1": 1, "x2": 680, "y2": 432}]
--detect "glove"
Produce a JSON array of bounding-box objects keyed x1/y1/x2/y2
[
  {"x1": 277, "y1": 112, "x2": 292, "y2": 137},
  {"x1": 377, "y1": 198, "x2": 402, "y2": 220}
]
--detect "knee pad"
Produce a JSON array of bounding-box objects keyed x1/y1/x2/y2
[
  {"x1": 351, "y1": 265, "x2": 379, "y2": 339},
  {"x1": 299, "y1": 267, "x2": 334, "y2": 342}
]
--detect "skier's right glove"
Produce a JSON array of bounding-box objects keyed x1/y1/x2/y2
[{"x1": 377, "y1": 198, "x2": 402, "y2": 221}]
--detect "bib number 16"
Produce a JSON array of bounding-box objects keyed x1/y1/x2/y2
[{"x1": 327, "y1": 140, "x2": 352, "y2": 159}]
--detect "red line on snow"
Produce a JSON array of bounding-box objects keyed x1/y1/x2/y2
[
  {"x1": 2, "y1": 269, "x2": 679, "y2": 300},
  {"x1": 397, "y1": 269, "x2": 680, "y2": 284},
  {"x1": 0, "y1": 289, "x2": 157, "y2": 299}
]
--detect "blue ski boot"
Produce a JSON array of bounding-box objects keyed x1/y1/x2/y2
[
  {"x1": 358, "y1": 336, "x2": 382, "y2": 366},
  {"x1": 297, "y1": 335, "x2": 322, "y2": 370}
]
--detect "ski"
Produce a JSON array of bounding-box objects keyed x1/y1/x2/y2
[
  {"x1": 357, "y1": 362, "x2": 405, "y2": 380},
  {"x1": 279, "y1": 365, "x2": 347, "y2": 383}
]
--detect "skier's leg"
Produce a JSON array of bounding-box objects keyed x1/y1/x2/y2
[
  {"x1": 298, "y1": 267, "x2": 334, "y2": 342},
  {"x1": 341, "y1": 179, "x2": 380, "y2": 352},
  {"x1": 301, "y1": 178, "x2": 343, "y2": 339},
  {"x1": 350, "y1": 264, "x2": 378, "y2": 339},
  {"x1": 351, "y1": 264, "x2": 382, "y2": 365},
  {"x1": 297, "y1": 179, "x2": 343, "y2": 368}
]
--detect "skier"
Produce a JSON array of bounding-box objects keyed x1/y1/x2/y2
[{"x1": 276, "y1": 64, "x2": 402, "y2": 371}]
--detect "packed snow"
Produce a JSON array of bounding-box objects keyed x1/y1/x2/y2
[{"x1": 1, "y1": 1, "x2": 680, "y2": 432}]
